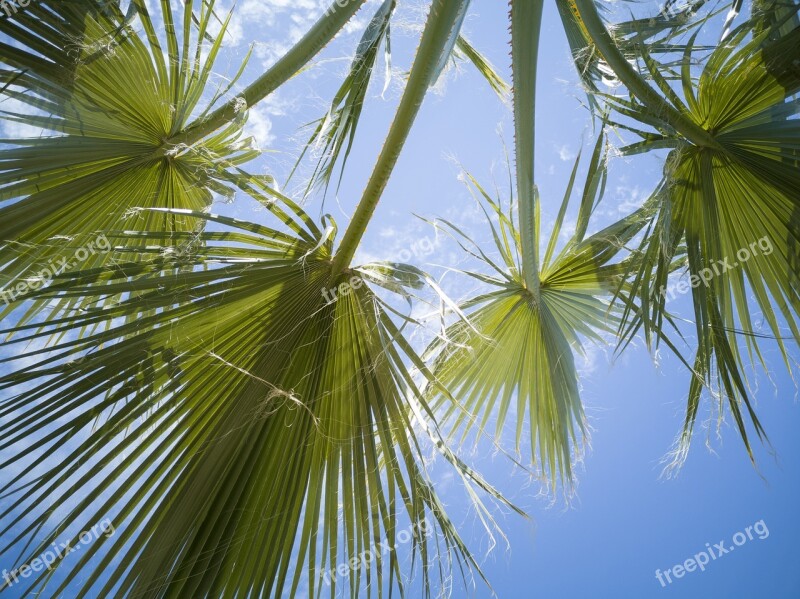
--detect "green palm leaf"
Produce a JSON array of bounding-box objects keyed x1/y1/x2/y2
[
  {"x1": 605, "y1": 17, "x2": 800, "y2": 466},
  {"x1": 0, "y1": 189, "x2": 517, "y2": 597},
  {"x1": 752, "y1": 0, "x2": 800, "y2": 38},
  {"x1": 0, "y1": 0, "x2": 369, "y2": 322},
  {"x1": 0, "y1": 1, "x2": 123, "y2": 86},
  {"x1": 557, "y1": 0, "x2": 715, "y2": 99},
  {"x1": 420, "y1": 3, "x2": 646, "y2": 490},
  {"x1": 452, "y1": 35, "x2": 510, "y2": 100},
  {"x1": 425, "y1": 134, "x2": 649, "y2": 489},
  {"x1": 291, "y1": 0, "x2": 397, "y2": 197},
  {"x1": 0, "y1": 0, "x2": 257, "y2": 299}
]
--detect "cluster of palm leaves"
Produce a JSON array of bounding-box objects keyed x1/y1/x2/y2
[{"x1": 0, "y1": 0, "x2": 797, "y2": 596}]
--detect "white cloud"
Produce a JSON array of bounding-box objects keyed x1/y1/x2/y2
[
  {"x1": 557, "y1": 144, "x2": 576, "y2": 162},
  {"x1": 244, "y1": 103, "x2": 276, "y2": 147},
  {"x1": 242, "y1": 92, "x2": 290, "y2": 148}
]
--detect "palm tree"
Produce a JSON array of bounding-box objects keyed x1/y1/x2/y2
[
  {"x1": 1, "y1": 2, "x2": 516, "y2": 596},
  {"x1": 0, "y1": 0, "x2": 797, "y2": 596}
]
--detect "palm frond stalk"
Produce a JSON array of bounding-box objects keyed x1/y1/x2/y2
[
  {"x1": 511, "y1": 0, "x2": 545, "y2": 296},
  {"x1": 331, "y1": 0, "x2": 472, "y2": 275},
  {"x1": 164, "y1": 0, "x2": 369, "y2": 150}
]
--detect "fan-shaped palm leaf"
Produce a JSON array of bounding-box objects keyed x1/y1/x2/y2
[
  {"x1": 425, "y1": 133, "x2": 649, "y2": 489},
  {"x1": 0, "y1": 2, "x2": 521, "y2": 596},
  {"x1": 0, "y1": 1, "x2": 255, "y2": 283},
  {"x1": 0, "y1": 188, "x2": 517, "y2": 597},
  {"x1": 0, "y1": 0, "x2": 368, "y2": 320},
  {"x1": 580, "y1": 9, "x2": 800, "y2": 464},
  {"x1": 418, "y1": 3, "x2": 644, "y2": 490}
]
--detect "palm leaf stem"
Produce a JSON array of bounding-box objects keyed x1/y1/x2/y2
[
  {"x1": 573, "y1": 0, "x2": 721, "y2": 149},
  {"x1": 511, "y1": 0, "x2": 545, "y2": 296},
  {"x1": 330, "y1": 0, "x2": 469, "y2": 275}
]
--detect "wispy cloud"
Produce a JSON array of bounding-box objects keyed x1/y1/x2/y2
[{"x1": 557, "y1": 144, "x2": 576, "y2": 162}]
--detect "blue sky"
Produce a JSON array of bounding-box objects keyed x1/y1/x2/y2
[{"x1": 1, "y1": 0, "x2": 799, "y2": 597}]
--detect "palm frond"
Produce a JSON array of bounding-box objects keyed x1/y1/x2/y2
[
  {"x1": 0, "y1": 193, "x2": 517, "y2": 597},
  {"x1": 612, "y1": 17, "x2": 800, "y2": 467},
  {"x1": 425, "y1": 136, "x2": 649, "y2": 491},
  {"x1": 453, "y1": 35, "x2": 510, "y2": 100},
  {"x1": 1, "y1": 0, "x2": 371, "y2": 324},
  {"x1": 291, "y1": 0, "x2": 397, "y2": 197},
  {"x1": 557, "y1": 0, "x2": 714, "y2": 99},
  {"x1": 0, "y1": 0, "x2": 259, "y2": 310},
  {"x1": 752, "y1": 0, "x2": 800, "y2": 38}
]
